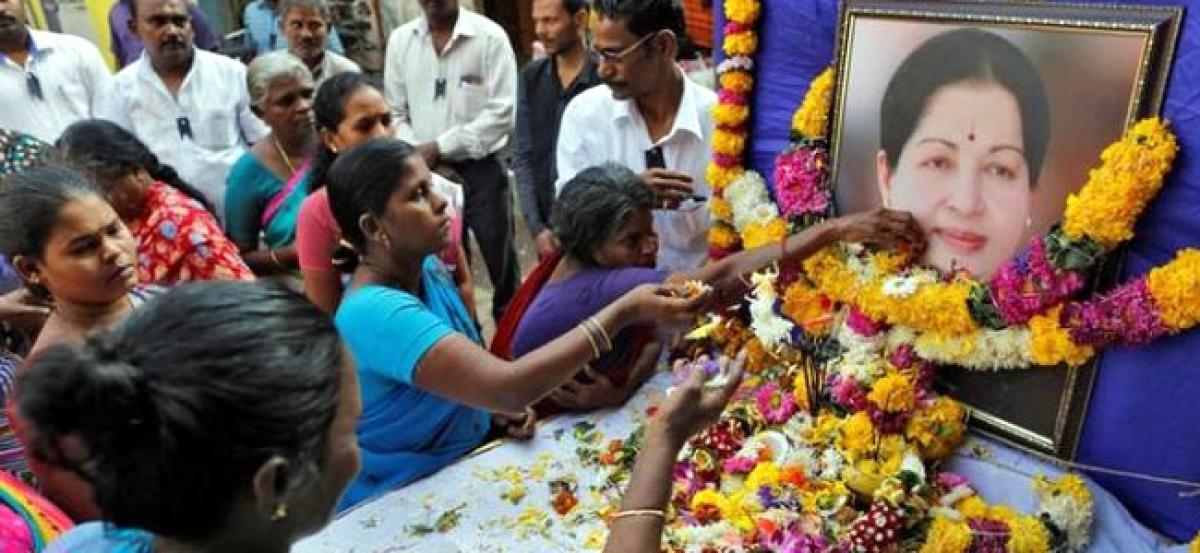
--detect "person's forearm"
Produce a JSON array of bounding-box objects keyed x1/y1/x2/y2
[
  {"x1": 687, "y1": 219, "x2": 840, "y2": 294},
  {"x1": 603, "y1": 425, "x2": 684, "y2": 553},
  {"x1": 241, "y1": 245, "x2": 298, "y2": 276},
  {"x1": 419, "y1": 299, "x2": 636, "y2": 413},
  {"x1": 302, "y1": 270, "x2": 344, "y2": 315}
]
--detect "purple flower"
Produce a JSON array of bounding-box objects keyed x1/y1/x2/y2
[
  {"x1": 968, "y1": 517, "x2": 1011, "y2": 552},
  {"x1": 1062, "y1": 277, "x2": 1170, "y2": 347},
  {"x1": 990, "y1": 237, "x2": 1086, "y2": 325},
  {"x1": 868, "y1": 406, "x2": 911, "y2": 434},
  {"x1": 762, "y1": 525, "x2": 835, "y2": 553}
]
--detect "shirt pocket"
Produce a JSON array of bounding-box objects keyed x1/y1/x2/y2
[
  {"x1": 654, "y1": 208, "x2": 710, "y2": 249},
  {"x1": 453, "y1": 81, "x2": 488, "y2": 121},
  {"x1": 191, "y1": 109, "x2": 239, "y2": 151}
]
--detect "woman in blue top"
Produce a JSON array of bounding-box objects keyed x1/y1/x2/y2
[
  {"x1": 224, "y1": 52, "x2": 317, "y2": 276},
  {"x1": 328, "y1": 139, "x2": 710, "y2": 509}
]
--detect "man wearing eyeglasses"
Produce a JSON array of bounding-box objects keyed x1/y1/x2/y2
[
  {"x1": 555, "y1": 0, "x2": 716, "y2": 272},
  {"x1": 0, "y1": 0, "x2": 111, "y2": 142}
]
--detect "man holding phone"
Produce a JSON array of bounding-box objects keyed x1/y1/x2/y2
[{"x1": 555, "y1": 0, "x2": 715, "y2": 271}]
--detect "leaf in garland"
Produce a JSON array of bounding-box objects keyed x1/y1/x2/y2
[
  {"x1": 967, "y1": 283, "x2": 1007, "y2": 330},
  {"x1": 1044, "y1": 226, "x2": 1104, "y2": 272}
]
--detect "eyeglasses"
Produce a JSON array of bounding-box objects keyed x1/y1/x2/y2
[{"x1": 590, "y1": 31, "x2": 658, "y2": 64}]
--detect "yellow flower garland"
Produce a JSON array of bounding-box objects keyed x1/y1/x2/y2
[
  {"x1": 724, "y1": 0, "x2": 761, "y2": 23},
  {"x1": 1062, "y1": 118, "x2": 1177, "y2": 248},
  {"x1": 719, "y1": 71, "x2": 754, "y2": 94},
  {"x1": 803, "y1": 248, "x2": 979, "y2": 336},
  {"x1": 791, "y1": 68, "x2": 835, "y2": 139},
  {"x1": 1146, "y1": 248, "x2": 1200, "y2": 330},
  {"x1": 708, "y1": 223, "x2": 741, "y2": 249},
  {"x1": 712, "y1": 129, "x2": 747, "y2": 157},
  {"x1": 1028, "y1": 306, "x2": 1095, "y2": 367},
  {"x1": 723, "y1": 32, "x2": 758, "y2": 56},
  {"x1": 742, "y1": 217, "x2": 788, "y2": 249},
  {"x1": 919, "y1": 517, "x2": 973, "y2": 553},
  {"x1": 778, "y1": 68, "x2": 1182, "y2": 362},
  {"x1": 713, "y1": 103, "x2": 751, "y2": 127}
]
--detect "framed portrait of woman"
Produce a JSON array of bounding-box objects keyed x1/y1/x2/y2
[{"x1": 828, "y1": 0, "x2": 1182, "y2": 458}]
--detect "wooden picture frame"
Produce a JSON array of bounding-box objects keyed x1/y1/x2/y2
[{"x1": 827, "y1": 0, "x2": 1182, "y2": 458}]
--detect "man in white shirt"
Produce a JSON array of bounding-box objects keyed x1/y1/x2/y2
[
  {"x1": 0, "y1": 0, "x2": 110, "y2": 142},
  {"x1": 556, "y1": 0, "x2": 715, "y2": 272},
  {"x1": 280, "y1": 0, "x2": 360, "y2": 89},
  {"x1": 98, "y1": 0, "x2": 269, "y2": 216},
  {"x1": 384, "y1": 0, "x2": 519, "y2": 322},
  {"x1": 379, "y1": 0, "x2": 477, "y2": 41}
]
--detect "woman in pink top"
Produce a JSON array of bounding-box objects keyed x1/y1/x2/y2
[{"x1": 297, "y1": 73, "x2": 475, "y2": 316}]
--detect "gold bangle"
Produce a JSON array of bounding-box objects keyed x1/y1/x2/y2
[
  {"x1": 591, "y1": 316, "x2": 613, "y2": 349},
  {"x1": 580, "y1": 324, "x2": 601, "y2": 359},
  {"x1": 269, "y1": 249, "x2": 285, "y2": 270},
  {"x1": 611, "y1": 509, "x2": 665, "y2": 522},
  {"x1": 584, "y1": 317, "x2": 613, "y2": 351}
]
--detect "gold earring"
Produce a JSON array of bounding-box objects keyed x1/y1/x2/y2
[{"x1": 271, "y1": 503, "x2": 289, "y2": 521}]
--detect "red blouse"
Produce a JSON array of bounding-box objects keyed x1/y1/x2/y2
[{"x1": 130, "y1": 182, "x2": 254, "y2": 284}]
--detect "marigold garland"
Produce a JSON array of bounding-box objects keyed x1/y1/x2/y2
[
  {"x1": 659, "y1": 13, "x2": 1190, "y2": 551},
  {"x1": 1062, "y1": 118, "x2": 1178, "y2": 248},
  {"x1": 791, "y1": 67, "x2": 835, "y2": 140},
  {"x1": 772, "y1": 67, "x2": 1185, "y2": 368},
  {"x1": 706, "y1": 0, "x2": 763, "y2": 258}
]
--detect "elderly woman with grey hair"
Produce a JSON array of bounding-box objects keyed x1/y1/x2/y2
[{"x1": 224, "y1": 51, "x2": 318, "y2": 276}]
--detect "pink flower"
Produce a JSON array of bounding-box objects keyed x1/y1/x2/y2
[
  {"x1": 774, "y1": 146, "x2": 830, "y2": 218},
  {"x1": 722, "y1": 456, "x2": 758, "y2": 474},
  {"x1": 830, "y1": 375, "x2": 869, "y2": 411},
  {"x1": 990, "y1": 237, "x2": 1086, "y2": 325},
  {"x1": 718, "y1": 88, "x2": 748, "y2": 106},
  {"x1": 845, "y1": 307, "x2": 883, "y2": 337},
  {"x1": 762, "y1": 525, "x2": 832, "y2": 553},
  {"x1": 935, "y1": 472, "x2": 971, "y2": 489},
  {"x1": 724, "y1": 21, "x2": 751, "y2": 35},
  {"x1": 755, "y1": 382, "x2": 798, "y2": 424},
  {"x1": 713, "y1": 153, "x2": 742, "y2": 168}
]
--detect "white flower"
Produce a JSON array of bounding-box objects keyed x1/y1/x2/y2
[
  {"x1": 718, "y1": 55, "x2": 754, "y2": 73},
  {"x1": 726, "y1": 171, "x2": 772, "y2": 232},
  {"x1": 881, "y1": 275, "x2": 920, "y2": 297},
  {"x1": 783, "y1": 445, "x2": 819, "y2": 478},
  {"x1": 818, "y1": 448, "x2": 845, "y2": 481},
  {"x1": 667, "y1": 520, "x2": 740, "y2": 551},
  {"x1": 747, "y1": 268, "x2": 794, "y2": 349}
]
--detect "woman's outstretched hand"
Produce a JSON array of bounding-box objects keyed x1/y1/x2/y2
[
  {"x1": 652, "y1": 352, "x2": 746, "y2": 446},
  {"x1": 615, "y1": 283, "x2": 714, "y2": 328},
  {"x1": 831, "y1": 207, "x2": 927, "y2": 255}
]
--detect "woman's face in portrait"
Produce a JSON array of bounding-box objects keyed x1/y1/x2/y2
[{"x1": 876, "y1": 80, "x2": 1034, "y2": 279}]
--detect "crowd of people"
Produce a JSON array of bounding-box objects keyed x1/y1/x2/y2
[{"x1": 0, "y1": 0, "x2": 925, "y2": 550}]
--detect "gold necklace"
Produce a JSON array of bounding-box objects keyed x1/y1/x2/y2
[{"x1": 272, "y1": 135, "x2": 297, "y2": 177}]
